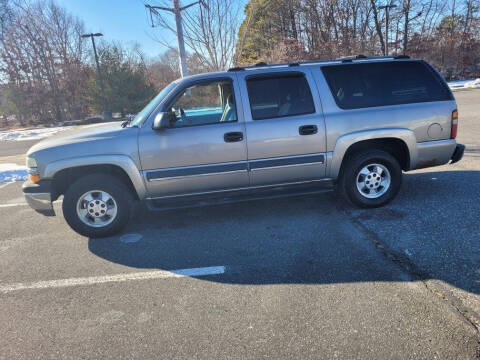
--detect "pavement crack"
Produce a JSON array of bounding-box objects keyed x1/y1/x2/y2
[
  {"x1": 343, "y1": 207, "x2": 480, "y2": 358},
  {"x1": 342, "y1": 207, "x2": 427, "y2": 279}
]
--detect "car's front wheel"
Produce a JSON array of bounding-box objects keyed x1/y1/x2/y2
[
  {"x1": 62, "y1": 174, "x2": 133, "y2": 237},
  {"x1": 339, "y1": 150, "x2": 402, "y2": 208}
]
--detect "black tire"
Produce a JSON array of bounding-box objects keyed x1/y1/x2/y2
[
  {"x1": 339, "y1": 150, "x2": 402, "y2": 208},
  {"x1": 62, "y1": 174, "x2": 133, "y2": 238}
]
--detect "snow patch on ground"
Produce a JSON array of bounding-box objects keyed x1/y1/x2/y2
[
  {"x1": 0, "y1": 126, "x2": 67, "y2": 141},
  {"x1": 448, "y1": 78, "x2": 480, "y2": 91},
  {"x1": 0, "y1": 163, "x2": 28, "y2": 183}
]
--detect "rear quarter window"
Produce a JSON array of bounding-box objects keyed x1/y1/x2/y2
[{"x1": 321, "y1": 61, "x2": 452, "y2": 110}]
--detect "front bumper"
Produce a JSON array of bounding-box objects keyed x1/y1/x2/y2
[
  {"x1": 22, "y1": 180, "x2": 55, "y2": 216},
  {"x1": 450, "y1": 143, "x2": 465, "y2": 164}
]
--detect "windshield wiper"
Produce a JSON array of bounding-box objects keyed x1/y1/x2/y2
[{"x1": 121, "y1": 116, "x2": 137, "y2": 128}]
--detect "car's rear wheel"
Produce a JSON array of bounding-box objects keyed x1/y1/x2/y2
[
  {"x1": 62, "y1": 174, "x2": 133, "y2": 237},
  {"x1": 339, "y1": 150, "x2": 402, "y2": 208}
]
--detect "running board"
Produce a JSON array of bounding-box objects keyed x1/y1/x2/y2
[{"x1": 146, "y1": 181, "x2": 335, "y2": 211}]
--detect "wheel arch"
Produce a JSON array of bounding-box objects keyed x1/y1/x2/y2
[
  {"x1": 46, "y1": 155, "x2": 146, "y2": 201},
  {"x1": 329, "y1": 129, "x2": 418, "y2": 180}
]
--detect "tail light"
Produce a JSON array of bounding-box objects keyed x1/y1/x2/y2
[{"x1": 451, "y1": 109, "x2": 458, "y2": 139}]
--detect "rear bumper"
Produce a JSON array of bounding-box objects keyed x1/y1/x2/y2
[
  {"x1": 414, "y1": 139, "x2": 459, "y2": 170},
  {"x1": 22, "y1": 180, "x2": 55, "y2": 216},
  {"x1": 450, "y1": 143, "x2": 465, "y2": 164}
]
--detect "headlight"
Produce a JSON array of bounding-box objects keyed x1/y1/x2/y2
[
  {"x1": 26, "y1": 157, "x2": 40, "y2": 182},
  {"x1": 26, "y1": 156, "x2": 37, "y2": 168}
]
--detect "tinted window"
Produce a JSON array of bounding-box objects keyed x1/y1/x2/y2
[
  {"x1": 246, "y1": 74, "x2": 315, "y2": 120},
  {"x1": 167, "y1": 80, "x2": 237, "y2": 127},
  {"x1": 322, "y1": 61, "x2": 452, "y2": 110}
]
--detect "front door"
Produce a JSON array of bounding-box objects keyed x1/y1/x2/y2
[
  {"x1": 238, "y1": 69, "x2": 327, "y2": 186},
  {"x1": 139, "y1": 76, "x2": 248, "y2": 198}
]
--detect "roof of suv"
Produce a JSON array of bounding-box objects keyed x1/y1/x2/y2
[{"x1": 182, "y1": 55, "x2": 416, "y2": 82}]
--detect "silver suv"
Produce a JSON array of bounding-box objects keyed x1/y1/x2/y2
[{"x1": 23, "y1": 56, "x2": 465, "y2": 237}]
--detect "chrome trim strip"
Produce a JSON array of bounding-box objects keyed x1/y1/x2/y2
[
  {"x1": 145, "y1": 153, "x2": 325, "y2": 181},
  {"x1": 146, "y1": 162, "x2": 248, "y2": 181},
  {"x1": 148, "y1": 169, "x2": 247, "y2": 181},
  {"x1": 146, "y1": 178, "x2": 333, "y2": 200},
  {"x1": 249, "y1": 154, "x2": 325, "y2": 169},
  {"x1": 249, "y1": 161, "x2": 322, "y2": 171}
]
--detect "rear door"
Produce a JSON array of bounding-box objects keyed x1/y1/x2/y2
[{"x1": 238, "y1": 68, "x2": 327, "y2": 186}]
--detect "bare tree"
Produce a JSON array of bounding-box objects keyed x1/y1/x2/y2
[
  {"x1": 0, "y1": 0, "x2": 88, "y2": 123},
  {"x1": 0, "y1": 0, "x2": 13, "y2": 41},
  {"x1": 146, "y1": 0, "x2": 243, "y2": 71},
  {"x1": 235, "y1": 0, "x2": 479, "y2": 79}
]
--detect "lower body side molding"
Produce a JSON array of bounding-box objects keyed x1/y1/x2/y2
[{"x1": 146, "y1": 180, "x2": 334, "y2": 211}]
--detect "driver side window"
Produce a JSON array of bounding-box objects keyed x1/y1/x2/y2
[{"x1": 167, "y1": 80, "x2": 237, "y2": 128}]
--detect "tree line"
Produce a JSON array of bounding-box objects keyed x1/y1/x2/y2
[
  {"x1": 0, "y1": 0, "x2": 479, "y2": 126},
  {"x1": 0, "y1": 0, "x2": 161, "y2": 125},
  {"x1": 0, "y1": 0, "x2": 241, "y2": 126},
  {"x1": 235, "y1": 0, "x2": 480, "y2": 79}
]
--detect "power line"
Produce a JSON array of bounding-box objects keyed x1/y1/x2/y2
[
  {"x1": 379, "y1": 3, "x2": 398, "y2": 56},
  {"x1": 145, "y1": 1, "x2": 207, "y2": 77}
]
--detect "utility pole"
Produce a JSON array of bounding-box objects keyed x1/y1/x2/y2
[
  {"x1": 81, "y1": 32, "x2": 111, "y2": 120},
  {"x1": 379, "y1": 3, "x2": 397, "y2": 56},
  {"x1": 146, "y1": 1, "x2": 205, "y2": 78}
]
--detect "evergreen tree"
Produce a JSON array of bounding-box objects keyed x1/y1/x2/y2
[{"x1": 85, "y1": 44, "x2": 156, "y2": 116}]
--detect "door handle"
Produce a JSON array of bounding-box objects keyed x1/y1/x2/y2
[
  {"x1": 224, "y1": 132, "x2": 244, "y2": 143},
  {"x1": 299, "y1": 125, "x2": 318, "y2": 135}
]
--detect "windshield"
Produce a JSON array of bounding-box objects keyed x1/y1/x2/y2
[{"x1": 129, "y1": 81, "x2": 178, "y2": 127}]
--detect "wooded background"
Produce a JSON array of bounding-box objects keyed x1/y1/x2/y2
[
  {"x1": 235, "y1": 0, "x2": 480, "y2": 78},
  {"x1": 0, "y1": 0, "x2": 478, "y2": 126}
]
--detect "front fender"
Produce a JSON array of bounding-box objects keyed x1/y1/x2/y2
[
  {"x1": 43, "y1": 154, "x2": 147, "y2": 200},
  {"x1": 328, "y1": 128, "x2": 418, "y2": 179}
]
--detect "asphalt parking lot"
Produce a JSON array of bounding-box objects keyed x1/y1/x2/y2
[{"x1": 1, "y1": 90, "x2": 479, "y2": 359}]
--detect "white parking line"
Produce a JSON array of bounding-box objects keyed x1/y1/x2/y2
[
  {"x1": 0, "y1": 200, "x2": 61, "y2": 208},
  {"x1": 0, "y1": 203, "x2": 28, "y2": 208},
  {"x1": 0, "y1": 266, "x2": 226, "y2": 293},
  {"x1": 0, "y1": 182, "x2": 15, "y2": 189}
]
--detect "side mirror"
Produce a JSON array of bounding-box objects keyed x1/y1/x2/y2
[{"x1": 152, "y1": 112, "x2": 170, "y2": 130}]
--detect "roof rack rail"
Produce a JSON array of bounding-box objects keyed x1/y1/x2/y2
[
  {"x1": 228, "y1": 55, "x2": 412, "y2": 72},
  {"x1": 337, "y1": 54, "x2": 367, "y2": 60}
]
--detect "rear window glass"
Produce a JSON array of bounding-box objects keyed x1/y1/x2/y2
[
  {"x1": 322, "y1": 61, "x2": 452, "y2": 110},
  {"x1": 246, "y1": 74, "x2": 315, "y2": 120}
]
